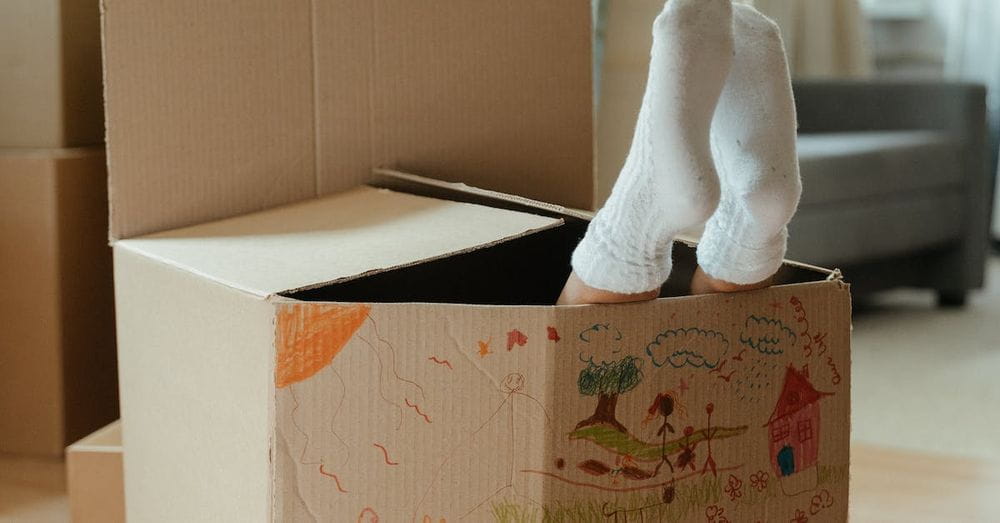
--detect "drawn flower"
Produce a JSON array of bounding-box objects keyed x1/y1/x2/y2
[
  {"x1": 705, "y1": 505, "x2": 726, "y2": 522},
  {"x1": 750, "y1": 470, "x2": 770, "y2": 491},
  {"x1": 809, "y1": 489, "x2": 834, "y2": 515},
  {"x1": 724, "y1": 473, "x2": 743, "y2": 501},
  {"x1": 791, "y1": 508, "x2": 809, "y2": 523}
]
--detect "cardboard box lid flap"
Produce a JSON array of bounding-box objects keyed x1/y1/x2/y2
[
  {"x1": 102, "y1": 1, "x2": 593, "y2": 241},
  {"x1": 371, "y1": 168, "x2": 594, "y2": 221},
  {"x1": 116, "y1": 186, "x2": 562, "y2": 297}
]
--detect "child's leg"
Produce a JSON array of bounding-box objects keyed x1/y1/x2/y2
[
  {"x1": 561, "y1": 0, "x2": 734, "y2": 304},
  {"x1": 694, "y1": 4, "x2": 802, "y2": 292}
]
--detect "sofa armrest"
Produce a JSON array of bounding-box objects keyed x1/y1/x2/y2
[
  {"x1": 794, "y1": 79, "x2": 992, "y2": 291},
  {"x1": 793, "y1": 80, "x2": 986, "y2": 139}
]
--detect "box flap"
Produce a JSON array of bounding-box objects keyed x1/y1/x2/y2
[
  {"x1": 115, "y1": 186, "x2": 562, "y2": 297},
  {"x1": 102, "y1": 1, "x2": 593, "y2": 240},
  {"x1": 370, "y1": 168, "x2": 594, "y2": 221}
]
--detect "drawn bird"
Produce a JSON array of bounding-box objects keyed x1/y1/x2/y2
[
  {"x1": 477, "y1": 338, "x2": 492, "y2": 358},
  {"x1": 717, "y1": 370, "x2": 737, "y2": 383}
]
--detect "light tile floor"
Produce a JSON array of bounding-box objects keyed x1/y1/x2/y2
[{"x1": 852, "y1": 258, "x2": 1000, "y2": 461}]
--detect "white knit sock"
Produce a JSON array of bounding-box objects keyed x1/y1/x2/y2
[
  {"x1": 697, "y1": 4, "x2": 802, "y2": 285},
  {"x1": 572, "y1": 0, "x2": 734, "y2": 294}
]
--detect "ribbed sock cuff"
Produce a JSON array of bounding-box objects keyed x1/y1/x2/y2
[{"x1": 571, "y1": 224, "x2": 674, "y2": 294}]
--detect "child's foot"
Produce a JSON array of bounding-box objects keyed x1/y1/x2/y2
[
  {"x1": 557, "y1": 271, "x2": 660, "y2": 305},
  {"x1": 689, "y1": 266, "x2": 771, "y2": 295}
]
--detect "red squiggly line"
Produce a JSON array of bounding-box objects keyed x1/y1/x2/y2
[
  {"x1": 427, "y1": 356, "x2": 453, "y2": 369},
  {"x1": 404, "y1": 398, "x2": 432, "y2": 423},
  {"x1": 372, "y1": 443, "x2": 400, "y2": 465},
  {"x1": 318, "y1": 465, "x2": 348, "y2": 493}
]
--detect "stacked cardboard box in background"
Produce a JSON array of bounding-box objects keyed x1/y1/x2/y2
[
  {"x1": 0, "y1": 0, "x2": 103, "y2": 147},
  {"x1": 0, "y1": 0, "x2": 117, "y2": 458}
]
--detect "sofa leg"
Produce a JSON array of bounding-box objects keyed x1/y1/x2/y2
[{"x1": 937, "y1": 290, "x2": 968, "y2": 308}]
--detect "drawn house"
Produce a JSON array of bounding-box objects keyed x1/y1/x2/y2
[{"x1": 764, "y1": 366, "x2": 833, "y2": 477}]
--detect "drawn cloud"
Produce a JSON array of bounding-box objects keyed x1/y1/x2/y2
[
  {"x1": 740, "y1": 316, "x2": 796, "y2": 355},
  {"x1": 578, "y1": 323, "x2": 623, "y2": 343},
  {"x1": 645, "y1": 327, "x2": 729, "y2": 369}
]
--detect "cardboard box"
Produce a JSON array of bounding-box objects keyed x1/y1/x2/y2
[
  {"x1": 112, "y1": 171, "x2": 851, "y2": 522},
  {"x1": 0, "y1": 148, "x2": 117, "y2": 456},
  {"x1": 66, "y1": 421, "x2": 125, "y2": 523},
  {"x1": 0, "y1": 0, "x2": 103, "y2": 147},
  {"x1": 102, "y1": 3, "x2": 850, "y2": 521}
]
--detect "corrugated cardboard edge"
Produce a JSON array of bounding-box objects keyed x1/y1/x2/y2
[{"x1": 371, "y1": 168, "x2": 593, "y2": 221}]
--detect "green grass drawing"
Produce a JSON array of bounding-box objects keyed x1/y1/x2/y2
[
  {"x1": 490, "y1": 464, "x2": 849, "y2": 522},
  {"x1": 490, "y1": 475, "x2": 722, "y2": 523},
  {"x1": 568, "y1": 424, "x2": 749, "y2": 462}
]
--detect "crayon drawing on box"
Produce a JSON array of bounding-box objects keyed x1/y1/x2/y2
[{"x1": 273, "y1": 290, "x2": 848, "y2": 522}]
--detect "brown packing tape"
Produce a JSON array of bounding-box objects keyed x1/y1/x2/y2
[{"x1": 103, "y1": 1, "x2": 594, "y2": 241}]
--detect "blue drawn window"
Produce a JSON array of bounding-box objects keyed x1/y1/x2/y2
[
  {"x1": 771, "y1": 421, "x2": 790, "y2": 442},
  {"x1": 798, "y1": 419, "x2": 813, "y2": 442}
]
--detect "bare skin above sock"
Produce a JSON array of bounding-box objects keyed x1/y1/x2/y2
[
  {"x1": 569, "y1": 0, "x2": 734, "y2": 295},
  {"x1": 696, "y1": 3, "x2": 802, "y2": 285}
]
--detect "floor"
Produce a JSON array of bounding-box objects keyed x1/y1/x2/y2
[
  {"x1": 0, "y1": 454, "x2": 67, "y2": 522},
  {"x1": 2, "y1": 259, "x2": 998, "y2": 522},
  {"x1": 851, "y1": 258, "x2": 1000, "y2": 460}
]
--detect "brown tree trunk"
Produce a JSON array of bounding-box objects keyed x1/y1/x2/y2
[{"x1": 575, "y1": 393, "x2": 628, "y2": 433}]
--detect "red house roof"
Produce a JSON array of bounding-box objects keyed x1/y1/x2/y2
[{"x1": 764, "y1": 365, "x2": 833, "y2": 426}]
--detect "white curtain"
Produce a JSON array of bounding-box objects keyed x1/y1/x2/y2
[
  {"x1": 751, "y1": 0, "x2": 874, "y2": 79},
  {"x1": 942, "y1": 0, "x2": 1000, "y2": 235}
]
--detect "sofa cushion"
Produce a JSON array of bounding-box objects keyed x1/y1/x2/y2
[
  {"x1": 796, "y1": 130, "x2": 963, "y2": 206},
  {"x1": 788, "y1": 190, "x2": 964, "y2": 266}
]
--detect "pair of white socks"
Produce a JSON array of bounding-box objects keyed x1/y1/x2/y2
[{"x1": 572, "y1": 0, "x2": 801, "y2": 294}]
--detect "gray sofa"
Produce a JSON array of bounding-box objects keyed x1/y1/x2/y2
[{"x1": 787, "y1": 81, "x2": 994, "y2": 306}]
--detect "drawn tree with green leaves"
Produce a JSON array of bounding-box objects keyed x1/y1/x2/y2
[{"x1": 575, "y1": 355, "x2": 643, "y2": 433}]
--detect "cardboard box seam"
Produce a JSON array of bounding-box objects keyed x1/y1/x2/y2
[
  {"x1": 372, "y1": 169, "x2": 595, "y2": 221},
  {"x1": 114, "y1": 241, "x2": 271, "y2": 300}
]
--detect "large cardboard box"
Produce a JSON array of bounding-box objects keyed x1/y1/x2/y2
[
  {"x1": 66, "y1": 420, "x2": 125, "y2": 523},
  {"x1": 103, "y1": 2, "x2": 851, "y2": 521},
  {"x1": 0, "y1": 0, "x2": 103, "y2": 147},
  {"x1": 0, "y1": 148, "x2": 117, "y2": 456}
]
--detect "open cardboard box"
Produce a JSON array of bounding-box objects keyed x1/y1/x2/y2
[
  {"x1": 115, "y1": 170, "x2": 850, "y2": 522},
  {"x1": 103, "y1": 2, "x2": 850, "y2": 521}
]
